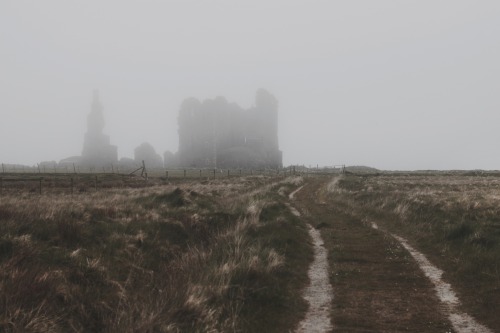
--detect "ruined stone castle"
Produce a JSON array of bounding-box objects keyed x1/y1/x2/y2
[{"x1": 172, "y1": 89, "x2": 282, "y2": 169}]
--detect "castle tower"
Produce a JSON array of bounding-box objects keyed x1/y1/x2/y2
[
  {"x1": 81, "y1": 90, "x2": 118, "y2": 167},
  {"x1": 87, "y1": 89, "x2": 105, "y2": 135},
  {"x1": 254, "y1": 89, "x2": 279, "y2": 151}
]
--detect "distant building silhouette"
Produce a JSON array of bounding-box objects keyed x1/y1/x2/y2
[
  {"x1": 134, "y1": 142, "x2": 163, "y2": 169},
  {"x1": 172, "y1": 89, "x2": 282, "y2": 169},
  {"x1": 80, "y1": 90, "x2": 118, "y2": 167}
]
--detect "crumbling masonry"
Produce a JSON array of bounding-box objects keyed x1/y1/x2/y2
[{"x1": 173, "y1": 89, "x2": 283, "y2": 169}]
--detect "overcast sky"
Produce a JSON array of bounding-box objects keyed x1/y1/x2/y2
[{"x1": 1, "y1": 1, "x2": 499, "y2": 170}]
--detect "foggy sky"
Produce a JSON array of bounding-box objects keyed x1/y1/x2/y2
[{"x1": 1, "y1": 1, "x2": 500, "y2": 170}]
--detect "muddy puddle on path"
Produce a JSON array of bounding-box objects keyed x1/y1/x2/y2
[
  {"x1": 371, "y1": 223, "x2": 493, "y2": 333},
  {"x1": 288, "y1": 185, "x2": 334, "y2": 333}
]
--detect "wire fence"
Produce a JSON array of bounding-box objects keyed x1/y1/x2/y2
[{"x1": 0, "y1": 163, "x2": 345, "y2": 196}]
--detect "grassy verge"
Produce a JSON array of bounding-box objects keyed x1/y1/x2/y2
[{"x1": 0, "y1": 176, "x2": 311, "y2": 332}]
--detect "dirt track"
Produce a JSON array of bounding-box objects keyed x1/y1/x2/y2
[
  {"x1": 290, "y1": 186, "x2": 334, "y2": 333},
  {"x1": 292, "y1": 177, "x2": 467, "y2": 332}
]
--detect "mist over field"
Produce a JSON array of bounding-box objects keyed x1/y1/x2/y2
[{"x1": 1, "y1": 1, "x2": 500, "y2": 170}]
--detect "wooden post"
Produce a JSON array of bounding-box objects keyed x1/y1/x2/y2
[
  {"x1": 239, "y1": 169, "x2": 242, "y2": 176},
  {"x1": 39, "y1": 178, "x2": 42, "y2": 195},
  {"x1": 213, "y1": 169, "x2": 216, "y2": 180},
  {"x1": 73, "y1": 163, "x2": 76, "y2": 174},
  {"x1": 141, "y1": 160, "x2": 146, "y2": 178},
  {"x1": 166, "y1": 170, "x2": 169, "y2": 180},
  {"x1": 199, "y1": 169, "x2": 202, "y2": 180}
]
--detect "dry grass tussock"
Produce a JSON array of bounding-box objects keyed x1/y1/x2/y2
[{"x1": 0, "y1": 175, "x2": 307, "y2": 332}]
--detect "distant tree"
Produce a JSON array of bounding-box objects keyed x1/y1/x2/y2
[
  {"x1": 134, "y1": 142, "x2": 163, "y2": 169},
  {"x1": 163, "y1": 151, "x2": 178, "y2": 168}
]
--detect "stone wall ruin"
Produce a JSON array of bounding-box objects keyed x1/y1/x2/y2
[{"x1": 173, "y1": 89, "x2": 282, "y2": 169}]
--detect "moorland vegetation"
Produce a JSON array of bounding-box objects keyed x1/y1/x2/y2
[{"x1": 0, "y1": 175, "x2": 311, "y2": 332}]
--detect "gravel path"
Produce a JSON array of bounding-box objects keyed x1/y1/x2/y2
[
  {"x1": 296, "y1": 224, "x2": 334, "y2": 333},
  {"x1": 289, "y1": 185, "x2": 334, "y2": 333}
]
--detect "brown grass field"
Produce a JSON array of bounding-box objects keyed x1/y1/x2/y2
[
  {"x1": 1, "y1": 171, "x2": 499, "y2": 332},
  {"x1": 0, "y1": 174, "x2": 311, "y2": 332}
]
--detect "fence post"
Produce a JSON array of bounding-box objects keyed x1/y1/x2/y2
[
  {"x1": 166, "y1": 170, "x2": 169, "y2": 181},
  {"x1": 39, "y1": 178, "x2": 42, "y2": 195},
  {"x1": 213, "y1": 169, "x2": 216, "y2": 180},
  {"x1": 141, "y1": 160, "x2": 146, "y2": 178}
]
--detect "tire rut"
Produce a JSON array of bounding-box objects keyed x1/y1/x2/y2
[{"x1": 289, "y1": 184, "x2": 334, "y2": 333}]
